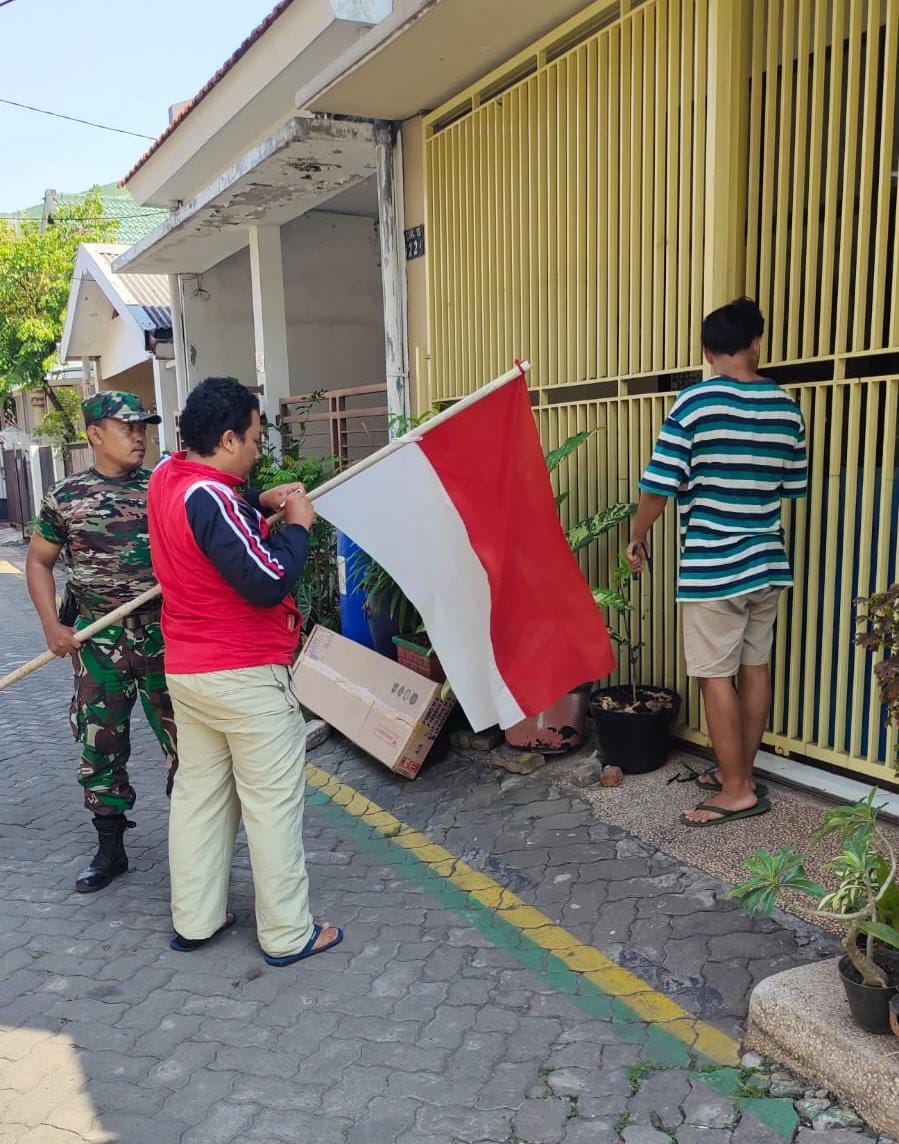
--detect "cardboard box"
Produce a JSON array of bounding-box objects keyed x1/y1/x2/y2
[{"x1": 291, "y1": 626, "x2": 456, "y2": 779}]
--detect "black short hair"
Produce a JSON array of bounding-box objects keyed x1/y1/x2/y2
[
  {"x1": 179, "y1": 377, "x2": 259, "y2": 455},
  {"x1": 701, "y1": 297, "x2": 765, "y2": 355}
]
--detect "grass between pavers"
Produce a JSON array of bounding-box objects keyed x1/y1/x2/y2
[{"x1": 306, "y1": 764, "x2": 802, "y2": 1139}]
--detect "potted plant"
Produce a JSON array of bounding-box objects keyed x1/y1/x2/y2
[
  {"x1": 590, "y1": 553, "x2": 681, "y2": 774},
  {"x1": 346, "y1": 551, "x2": 422, "y2": 660},
  {"x1": 251, "y1": 420, "x2": 340, "y2": 634},
  {"x1": 729, "y1": 790, "x2": 899, "y2": 1034},
  {"x1": 505, "y1": 431, "x2": 645, "y2": 754},
  {"x1": 855, "y1": 583, "x2": 899, "y2": 776}
]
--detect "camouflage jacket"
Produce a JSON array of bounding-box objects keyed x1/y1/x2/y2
[{"x1": 34, "y1": 468, "x2": 156, "y2": 614}]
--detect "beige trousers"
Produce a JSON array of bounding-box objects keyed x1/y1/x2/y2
[{"x1": 165, "y1": 664, "x2": 314, "y2": 957}]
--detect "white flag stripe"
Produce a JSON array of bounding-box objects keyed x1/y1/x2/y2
[{"x1": 314, "y1": 443, "x2": 525, "y2": 731}]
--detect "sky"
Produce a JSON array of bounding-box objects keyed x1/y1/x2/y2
[{"x1": 0, "y1": 0, "x2": 281, "y2": 212}]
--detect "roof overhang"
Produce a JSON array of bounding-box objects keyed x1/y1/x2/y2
[
  {"x1": 295, "y1": 0, "x2": 608, "y2": 120},
  {"x1": 60, "y1": 245, "x2": 171, "y2": 365},
  {"x1": 124, "y1": 0, "x2": 392, "y2": 208},
  {"x1": 114, "y1": 116, "x2": 378, "y2": 276}
]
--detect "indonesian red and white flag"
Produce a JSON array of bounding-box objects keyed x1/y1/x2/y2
[{"x1": 314, "y1": 369, "x2": 615, "y2": 731}]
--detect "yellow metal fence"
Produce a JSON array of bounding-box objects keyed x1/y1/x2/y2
[
  {"x1": 538, "y1": 379, "x2": 899, "y2": 781},
  {"x1": 421, "y1": 0, "x2": 899, "y2": 780}
]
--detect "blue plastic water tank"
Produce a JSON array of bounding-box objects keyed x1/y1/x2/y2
[{"x1": 336, "y1": 531, "x2": 375, "y2": 649}]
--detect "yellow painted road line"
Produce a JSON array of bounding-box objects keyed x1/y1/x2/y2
[
  {"x1": 306, "y1": 763, "x2": 741, "y2": 1067},
  {"x1": 0, "y1": 560, "x2": 22, "y2": 575}
]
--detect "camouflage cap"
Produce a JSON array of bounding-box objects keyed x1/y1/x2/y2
[{"x1": 82, "y1": 391, "x2": 162, "y2": 427}]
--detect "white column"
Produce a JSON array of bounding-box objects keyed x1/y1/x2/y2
[
  {"x1": 248, "y1": 225, "x2": 291, "y2": 422},
  {"x1": 168, "y1": 274, "x2": 190, "y2": 405},
  {"x1": 375, "y1": 123, "x2": 410, "y2": 435},
  {"x1": 152, "y1": 357, "x2": 179, "y2": 454}
]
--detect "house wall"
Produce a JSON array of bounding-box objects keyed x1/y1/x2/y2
[
  {"x1": 180, "y1": 247, "x2": 257, "y2": 389},
  {"x1": 97, "y1": 312, "x2": 150, "y2": 380},
  {"x1": 281, "y1": 210, "x2": 385, "y2": 394},
  {"x1": 401, "y1": 116, "x2": 428, "y2": 414},
  {"x1": 100, "y1": 361, "x2": 161, "y2": 465},
  {"x1": 179, "y1": 210, "x2": 385, "y2": 398}
]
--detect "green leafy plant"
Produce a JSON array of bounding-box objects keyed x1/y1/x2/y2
[
  {"x1": 32, "y1": 386, "x2": 86, "y2": 448},
  {"x1": 551, "y1": 430, "x2": 639, "y2": 697},
  {"x1": 250, "y1": 432, "x2": 339, "y2": 634},
  {"x1": 729, "y1": 789, "x2": 899, "y2": 987},
  {"x1": 855, "y1": 583, "x2": 899, "y2": 773},
  {"x1": 346, "y1": 549, "x2": 421, "y2": 634},
  {"x1": 0, "y1": 190, "x2": 118, "y2": 430}
]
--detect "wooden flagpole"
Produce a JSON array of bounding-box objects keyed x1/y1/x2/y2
[{"x1": 0, "y1": 361, "x2": 530, "y2": 693}]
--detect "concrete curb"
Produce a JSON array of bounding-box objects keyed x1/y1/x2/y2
[{"x1": 745, "y1": 957, "x2": 899, "y2": 1135}]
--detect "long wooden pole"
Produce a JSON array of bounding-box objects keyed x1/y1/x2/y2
[{"x1": 0, "y1": 361, "x2": 529, "y2": 694}]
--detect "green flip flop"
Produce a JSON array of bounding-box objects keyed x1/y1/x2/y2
[
  {"x1": 694, "y1": 767, "x2": 768, "y2": 799},
  {"x1": 681, "y1": 797, "x2": 771, "y2": 828}
]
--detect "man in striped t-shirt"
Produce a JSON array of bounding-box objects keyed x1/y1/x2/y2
[{"x1": 626, "y1": 298, "x2": 807, "y2": 827}]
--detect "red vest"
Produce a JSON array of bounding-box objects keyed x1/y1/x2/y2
[{"x1": 148, "y1": 455, "x2": 301, "y2": 674}]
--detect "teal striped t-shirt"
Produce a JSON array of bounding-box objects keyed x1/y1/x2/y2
[{"x1": 639, "y1": 376, "x2": 807, "y2": 602}]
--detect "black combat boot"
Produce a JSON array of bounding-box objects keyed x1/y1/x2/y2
[{"x1": 75, "y1": 815, "x2": 131, "y2": 893}]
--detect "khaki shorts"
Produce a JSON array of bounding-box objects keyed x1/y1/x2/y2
[{"x1": 681, "y1": 587, "x2": 781, "y2": 678}]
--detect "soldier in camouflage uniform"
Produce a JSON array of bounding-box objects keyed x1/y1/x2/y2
[{"x1": 25, "y1": 391, "x2": 178, "y2": 893}]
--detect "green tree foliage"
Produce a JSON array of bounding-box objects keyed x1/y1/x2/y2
[{"x1": 0, "y1": 189, "x2": 118, "y2": 432}]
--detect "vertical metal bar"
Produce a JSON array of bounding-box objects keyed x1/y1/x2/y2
[
  {"x1": 587, "y1": 37, "x2": 599, "y2": 381},
  {"x1": 608, "y1": 26, "x2": 621, "y2": 378},
  {"x1": 802, "y1": 0, "x2": 828, "y2": 358},
  {"x1": 802, "y1": 385, "x2": 827, "y2": 743},
  {"x1": 851, "y1": 0, "x2": 882, "y2": 350},
  {"x1": 870, "y1": 0, "x2": 898, "y2": 347},
  {"x1": 652, "y1": 0, "x2": 667, "y2": 371},
  {"x1": 771, "y1": 0, "x2": 794, "y2": 364},
  {"x1": 785, "y1": 384, "x2": 811, "y2": 740},
  {"x1": 690, "y1": 0, "x2": 708, "y2": 354},
  {"x1": 834, "y1": 0, "x2": 862, "y2": 357},
  {"x1": 664, "y1": 0, "x2": 681, "y2": 367},
  {"x1": 816, "y1": 385, "x2": 843, "y2": 746},
  {"x1": 869, "y1": 378, "x2": 898, "y2": 762},
  {"x1": 758, "y1": 0, "x2": 780, "y2": 336},
  {"x1": 641, "y1": 5, "x2": 656, "y2": 374},
  {"x1": 745, "y1": 0, "x2": 765, "y2": 297},
  {"x1": 677, "y1": 0, "x2": 694, "y2": 366},
  {"x1": 820, "y1": 0, "x2": 846, "y2": 356},
  {"x1": 850, "y1": 380, "x2": 879, "y2": 758},
  {"x1": 619, "y1": 17, "x2": 633, "y2": 376},
  {"x1": 833, "y1": 383, "x2": 861, "y2": 750},
  {"x1": 786, "y1": 0, "x2": 810, "y2": 362}
]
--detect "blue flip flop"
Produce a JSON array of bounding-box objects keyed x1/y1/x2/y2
[
  {"x1": 263, "y1": 923, "x2": 344, "y2": 967},
  {"x1": 170, "y1": 911, "x2": 237, "y2": 952}
]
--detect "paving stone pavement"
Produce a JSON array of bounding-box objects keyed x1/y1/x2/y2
[{"x1": 0, "y1": 549, "x2": 887, "y2": 1144}]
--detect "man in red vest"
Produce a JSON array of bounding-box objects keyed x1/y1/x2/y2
[{"x1": 147, "y1": 376, "x2": 342, "y2": 965}]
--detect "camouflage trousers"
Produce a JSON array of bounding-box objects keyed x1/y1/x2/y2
[{"x1": 69, "y1": 617, "x2": 178, "y2": 816}]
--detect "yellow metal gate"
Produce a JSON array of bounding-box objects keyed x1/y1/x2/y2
[{"x1": 421, "y1": 0, "x2": 899, "y2": 781}]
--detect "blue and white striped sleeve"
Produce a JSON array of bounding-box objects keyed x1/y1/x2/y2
[
  {"x1": 782, "y1": 414, "x2": 808, "y2": 500},
  {"x1": 639, "y1": 411, "x2": 692, "y2": 497}
]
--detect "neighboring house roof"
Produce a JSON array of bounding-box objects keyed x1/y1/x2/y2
[
  {"x1": 60, "y1": 243, "x2": 172, "y2": 364},
  {"x1": 13, "y1": 183, "x2": 167, "y2": 244},
  {"x1": 88, "y1": 247, "x2": 171, "y2": 331},
  {"x1": 121, "y1": 0, "x2": 296, "y2": 186}
]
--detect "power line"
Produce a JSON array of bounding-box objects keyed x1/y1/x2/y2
[
  {"x1": 0, "y1": 2, "x2": 18, "y2": 8},
  {"x1": 0, "y1": 98, "x2": 155, "y2": 140}
]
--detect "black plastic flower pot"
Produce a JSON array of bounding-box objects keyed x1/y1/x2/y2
[
  {"x1": 838, "y1": 954, "x2": 897, "y2": 1035},
  {"x1": 590, "y1": 686, "x2": 681, "y2": 774}
]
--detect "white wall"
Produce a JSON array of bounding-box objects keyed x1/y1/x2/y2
[
  {"x1": 282, "y1": 210, "x2": 386, "y2": 394},
  {"x1": 181, "y1": 247, "x2": 257, "y2": 389},
  {"x1": 97, "y1": 312, "x2": 148, "y2": 380},
  {"x1": 178, "y1": 209, "x2": 385, "y2": 398}
]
